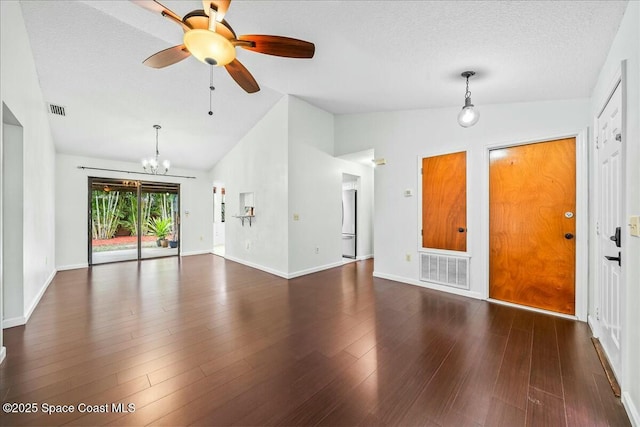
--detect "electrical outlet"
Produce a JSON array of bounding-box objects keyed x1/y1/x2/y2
[
  {"x1": 199, "y1": 235, "x2": 203, "y2": 241},
  {"x1": 315, "y1": 247, "x2": 319, "y2": 254},
  {"x1": 406, "y1": 253, "x2": 411, "y2": 262}
]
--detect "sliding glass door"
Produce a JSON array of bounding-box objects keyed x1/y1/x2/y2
[
  {"x1": 89, "y1": 178, "x2": 180, "y2": 265},
  {"x1": 141, "y1": 182, "x2": 179, "y2": 259}
]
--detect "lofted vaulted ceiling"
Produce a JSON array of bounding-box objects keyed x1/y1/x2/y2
[{"x1": 19, "y1": 0, "x2": 627, "y2": 171}]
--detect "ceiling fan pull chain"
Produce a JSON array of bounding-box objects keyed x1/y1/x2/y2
[{"x1": 208, "y1": 64, "x2": 215, "y2": 116}]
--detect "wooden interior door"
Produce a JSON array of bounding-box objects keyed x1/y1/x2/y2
[
  {"x1": 489, "y1": 138, "x2": 576, "y2": 314},
  {"x1": 422, "y1": 151, "x2": 466, "y2": 251}
]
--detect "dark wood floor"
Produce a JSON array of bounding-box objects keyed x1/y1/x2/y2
[{"x1": 0, "y1": 256, "x2": 629, "y2": 426}]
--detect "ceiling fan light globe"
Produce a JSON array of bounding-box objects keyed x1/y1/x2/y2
[
  {"x1": 162, "y1": 160, "x2": 171, "y2": 170},
  {"x1": 457, "y1": 106, "x2": 479, "y2": 127},
  {"x1": 184, "y1": 29, "x2": 235, "y2": 66}
]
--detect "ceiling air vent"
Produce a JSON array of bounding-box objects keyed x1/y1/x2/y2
[{"x1": 47, "y1": 103, "x2": 66, "y2": 117}]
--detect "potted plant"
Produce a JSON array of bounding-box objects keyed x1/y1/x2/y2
[
  {"x1": 148, "y1": 217, "x2": 172, "y2": 247},
  {"x1": 169, "y1": 232, "x2": 179, "y2": 248}
]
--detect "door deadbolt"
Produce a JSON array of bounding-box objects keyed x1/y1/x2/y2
[{"x1": 565, "y1": 233, "x2": 574, "y2": 240}]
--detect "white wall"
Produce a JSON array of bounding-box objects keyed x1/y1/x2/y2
[
  {"x1": 288, "y1": 96, "x2": 374, "y2": 276},
  {"x1": 1, "y1": 1, "x2": 57, "y2": 336},
  {"x1": 210, "y1": 96, "x2": 290, "y2": 276},
  {"x1": 2, "y1": 124, "x2": 24, "y2": 321},
  {"x1": 210, "y1": 95, "x2": 374, "y2": 278},
  {"x1": 55, "y1": 154, "x2": 213, "y2": 269},
  {"x1": 588, "y1": 1, "x2": 640, "y2": 423},
  {"x1": 335, "y1": 99, "x2": 589, "y2": 299}
]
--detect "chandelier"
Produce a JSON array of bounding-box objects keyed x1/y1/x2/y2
[{"x1": 142, "y1": 124, "x2": 170, "y2": 175}]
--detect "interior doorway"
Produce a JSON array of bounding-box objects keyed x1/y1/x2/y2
[
  {"x1": 212, "y1": 186, "x2": 225, "y2": 257},
  {"x1": 342, "y1": 174, "x2": 359, "y2": 259},
  {"x1": 489, "y1": 138, "x2": 577, "y2": 315},
  {"x1": 2, "y1": 103, "x2": 24, "y2": 327},
  {"x1": 89, "y1": 178, "x2": 180, "y2": 265}
]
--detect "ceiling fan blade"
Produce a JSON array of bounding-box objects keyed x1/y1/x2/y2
[
  {"x1": 238, "y1": 35, "x2": 315, "y2": 58},
  {"x1": 143, "y1": 45, "x2": 191, "y2": 68},
  {"x1": 203, "y1": 1, "x2": 231, "y2": 22},
  {"x1": 131, "y1": 0, "x2": 190, "y2": 31},
  {"x1": 225, "y1": 59, "x2": 260, "y2": 93}
]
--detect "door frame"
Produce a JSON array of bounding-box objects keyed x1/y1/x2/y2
[
  {"x1": 589, "y1": 62, "x2": 627, "y2": 380},
  {"x1": 481, "y1": 132, "x2": 589, "y2": 321},
  {"x1": 88, "y1": 177, "x2": 181, "y2": 265}
]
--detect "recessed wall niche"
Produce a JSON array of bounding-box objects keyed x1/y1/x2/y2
[{"x1": 240, "y1": 192, "x2": 255, "y2": 216}]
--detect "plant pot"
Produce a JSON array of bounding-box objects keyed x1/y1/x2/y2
[
  {"x1": 169, "y1": 240, "x2": 178, "y2": 248},
  {"x1": 156, "y1": 239, "x2": 163, "y2": 247},
  {"x1": 161, "y1": 239, "x2": 169, "y2": 248}
]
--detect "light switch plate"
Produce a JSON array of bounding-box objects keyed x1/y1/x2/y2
[{"x1": 630, "y1": 215, "x2": 640, "y2": 237}]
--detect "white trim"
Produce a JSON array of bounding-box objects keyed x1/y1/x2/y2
[
  {"x1": 3, "y1": 268, "x2": 56, "y2": 329},
  {"x1": 180, "y1": 250, "x2": 213, "y2": 257},
  {"x1": 356, "y1": 254, "x2": 373, "y2": 261},
  {"x1": 587, "y1": 314, "x2": 601, "y2": 338},
  {"x1": 488, "y1": 298, "x2": 578, "y2": 321},
  {"x1": 481, "y1": 132, "x2": 588, "y2": 320},
  {"x1": 288, "y1": 261, "x2": 344, "y2": 279},
  {"x1": 0, "y1": 347, "x2": 6, "y2": 365},
  {"x1": 57, "y1": 263, "x2": 88, "y2": 271},
  {"x1": 373, "y1": 271, "x2": 483, "y2": 300},
  {"x1": 223, "y1": 255, "x2": 289, "y2": 279},
  {"x1": 623, "y1": 392, "x2": 640, "y2": 427},
  {"x1": 24, "y1": 269, "x2": 56, "y2": 324},
  {"x1": 2, "y1": 316, "x2": 25, "y2": 329},
  {"x1": 574, "y1": 129, "x2": 589, "y2": 321}
]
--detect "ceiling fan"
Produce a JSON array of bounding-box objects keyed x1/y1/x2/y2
[{"x1": 132, "y1": 0, "x2": 315, "y2": 93}]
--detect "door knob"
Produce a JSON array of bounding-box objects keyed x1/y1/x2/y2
[
  {"x1": 605, "y1": 252, "x2": 622, "y2": 267},
  {"x1": 610, "y1": 226, "x2": 621, "y2": 248},
  {"x1": 564, "y1": 233, "x2": 574, "y2": 239},
  {"x1": 458, "y1": 227, "x2": 466, "y2": 233}
]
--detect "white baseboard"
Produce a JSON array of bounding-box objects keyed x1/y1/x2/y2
[
  {"x1": 373, "y1": 271, "x2": 483, "y2": 300},
  {"x1": 623, "y1": 392, "x2": 640, "y2": 427},
  {"x1": 588, "y1": 314, "x2": 600, "y2": 337},
  {"x1": 356, "y1": 254, "x2": 373, "y2": 261},
  {"x1": 2, "y1": 316, "x2": 26, "y2": 329},
  {"x1": 56, "y1": 263, "x2": 88, "y2": 271},
  {"x1": 224, "y1": 255, "x2": 289, "y2": 279},
  {"x1": 24, "y1": 268, "x2": 56, "y2": 324},
  {"x1": 181, "y1": 250, "x2": 214, "y2": 257},
  {"x1": 224, "y1": 256, "x2": 348, "y2": 280},
  {"x1": 3, "y1": 268, "x2": 56, "y2": 329},
  {"x1": 288, "y1": 261, "x2": 344, "y2": 279},
  {"x1": 0, "y1": 346, "x2": 6, "y2": 365}
]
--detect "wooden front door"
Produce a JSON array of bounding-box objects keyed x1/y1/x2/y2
[
  {"x1": 422, "y1": 151, "x2": 467, "y2": 251},
  {"x1": 489, "y1": 138, "x2": 576, "y2": 315}
]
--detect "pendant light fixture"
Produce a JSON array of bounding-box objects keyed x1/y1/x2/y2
[
  {"x1": 142, "y1": 125, "x2": 170, "y2": 175},
  {"x1": 457, "y1": 71, "x2": 480, "y2": 128}
]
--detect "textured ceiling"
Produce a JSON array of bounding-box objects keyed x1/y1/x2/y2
[{"x1": 19, "y1": 0, "x2": 627, "y2": 171}]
